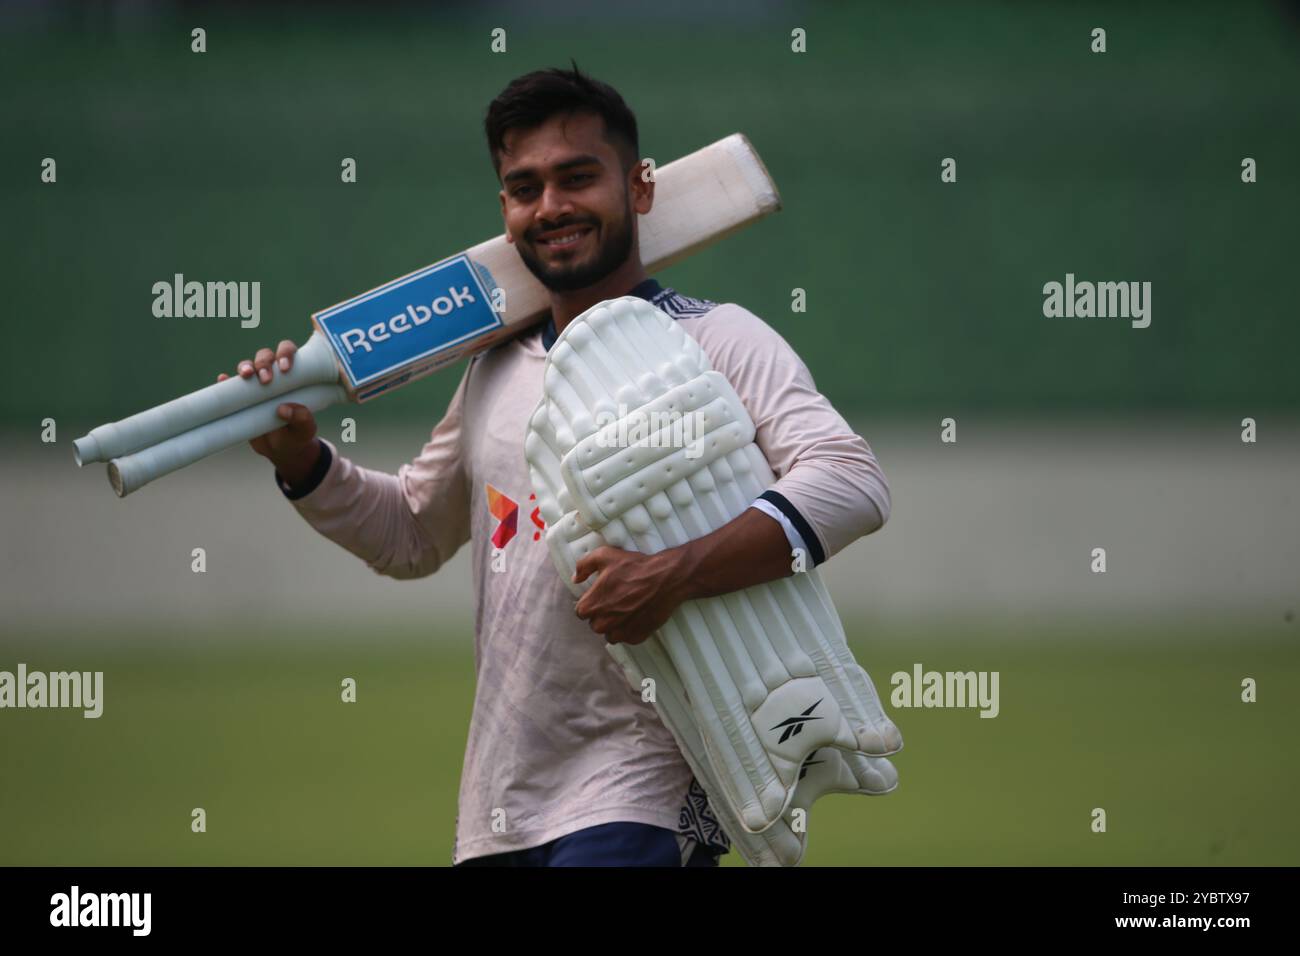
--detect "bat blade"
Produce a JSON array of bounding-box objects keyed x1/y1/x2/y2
[
  {"x1": 313, "y1": 132, "x2": 781, "y2": 403},
  {"x1": 74, "y1": 132, "x2": 781, "y2": 489}
]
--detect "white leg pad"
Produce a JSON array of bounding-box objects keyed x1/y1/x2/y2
[
  {"x1": 526, "y1": 297, "x2": 901, "y2": 841},
  {"x1": 534, "y1": 506, "x2": 898, "y2": 867}
]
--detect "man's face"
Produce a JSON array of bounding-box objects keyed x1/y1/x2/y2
[{"x1": 497, "y1": 111, "x2": 652, "y2": 292}]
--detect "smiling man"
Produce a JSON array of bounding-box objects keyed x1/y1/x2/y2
[{"x1": 222, "y1": 65, "x2": 891, "y2": 866}]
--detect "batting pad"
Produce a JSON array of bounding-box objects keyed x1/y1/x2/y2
[
  {"x1": 608, "y1": 630, "x2": 898, "y2": 867},
  {"x1": 524, "y1": 296, "x2": 901, "y2": 845},
  {"x1": 531, "y1": 456, "x2": 898, "y2": 867}
]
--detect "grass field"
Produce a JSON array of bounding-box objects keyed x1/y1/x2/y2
[{"x1": 2, "y1": 618, "x2": 1296, "y2": 866}]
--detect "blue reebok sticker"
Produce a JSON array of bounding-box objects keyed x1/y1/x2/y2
[{"x1": 314, "y1": 254, "x2": 502, "y2": 389}]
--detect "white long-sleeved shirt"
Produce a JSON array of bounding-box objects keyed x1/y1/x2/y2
[{"x1": 277, "y1": 279, "x2": 890, "y2": 863}]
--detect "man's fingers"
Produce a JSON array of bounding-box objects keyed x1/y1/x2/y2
[
  {"x1": 217, "y1": 372, "x2": 229, "y2": 382},
  {"x1": 574, "y1": 575, "x2": 605, "y2": 617},
  {"x1": 276, "y1": 403, "x2": 312, "y2": 430},
  {"x1": 275, "y1": 339, "x2": 297, "y2": 372},
  {"x1": 233, "y1": 344, "x2": 292, "y2": 380},
  {"x1": 573, "y1": 547, "x2": 612, "y2": 582},
  {"x1": 253, "y1": 347, "x2": 276, "y2": 383}
]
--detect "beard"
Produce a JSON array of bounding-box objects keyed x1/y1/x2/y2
[{"x1": 515, "y1": 199, "x2": 636, "y2": 293}]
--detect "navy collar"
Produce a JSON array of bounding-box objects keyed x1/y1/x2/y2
[{"x1": 540, "y1": 278, "x2": 664, "y2": 351}]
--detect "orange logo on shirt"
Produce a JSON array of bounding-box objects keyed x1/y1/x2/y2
[
  {"x1": 529, "y1": 493, "x2": 544, "y2": 541},
  {"x1": 486, "y1": 484, "x2": 518, "y2": 549}
]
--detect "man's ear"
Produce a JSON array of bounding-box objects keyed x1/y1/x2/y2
[
  {"x1": 629, "y1": 159, "x2": 655, "y2": 215},
  {"x1": 499, "y1": 188, "x2": 514, "y2": 244}
]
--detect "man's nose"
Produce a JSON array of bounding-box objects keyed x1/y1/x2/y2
[{"x1": 536, "y1": 183, "x2": 576, "y2": 224}]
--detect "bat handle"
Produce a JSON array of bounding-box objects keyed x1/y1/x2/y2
[
  {"x1": 73, "y1": 331, "x2": 338, "y2": 466},
  {"x1": 106, "y1": 382, "x2": 348, "y2": 497}
]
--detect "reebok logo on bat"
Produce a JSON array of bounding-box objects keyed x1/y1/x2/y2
[
  {"x1": 338, "y1": 285, "x2": 479, "y2": 354},
  {"x1": 771, "y1": 699, "x2": 823, "y2": 744}
]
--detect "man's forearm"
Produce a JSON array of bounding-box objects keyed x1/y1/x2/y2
[
  {"x1": 571, "y1": 504, "x2": 812, "y2": 644},
  {"x1": 666, "y1": 507, "x2": 796, "y2": 604}
]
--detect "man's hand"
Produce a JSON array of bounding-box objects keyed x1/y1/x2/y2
[
  {"x1": 217, "y1": 339, "x2": 321, "y2": 486},
  {"x1": 573, "y1": 547, "x2": 687, "y2": 646},
  {"x1": 571, "y1": 507, "x2": 798, "y2": 645}
]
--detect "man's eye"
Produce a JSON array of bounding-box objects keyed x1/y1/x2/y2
[{"x1": 511, "y1": 173, "x2": 590, "y2": 198}]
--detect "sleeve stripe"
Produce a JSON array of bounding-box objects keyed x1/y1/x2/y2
[
  {"x1": 758, "y1": 489, "x2": 826, "y2": 566},
  {"x1": 749, "y1": 499, "x2": 805, "y2": 554}
]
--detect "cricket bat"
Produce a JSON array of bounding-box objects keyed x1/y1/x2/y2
[{"x1": 73, "y1": 133, "x2": 781, "y2": 497}]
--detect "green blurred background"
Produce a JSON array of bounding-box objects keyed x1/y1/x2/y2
[
  {"x1": 2, "y1": 0, "x2": 1298, "y2": 424},
  {"x1": 2, "y1": 0, "x2": 1298, "y2": 866}
]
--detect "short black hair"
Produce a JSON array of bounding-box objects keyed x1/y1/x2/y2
[{"x1": 484, "y1": 63, "x2": 639, "y2": 178}]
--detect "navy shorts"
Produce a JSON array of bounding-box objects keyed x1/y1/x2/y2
[{"x1": 454, "y1": 822, "x2": 723, "y2": 867}]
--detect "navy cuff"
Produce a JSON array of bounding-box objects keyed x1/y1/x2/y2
[
  {"x1": 275, "y1": 441, "x2": 332, "y2": 500},
  {"x1": 758, "y1": 489, "x2": 825, "y2": 565}
]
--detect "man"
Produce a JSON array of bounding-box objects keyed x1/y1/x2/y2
[{"x1": 218, "y1": 66, "x2": 891, "y2": 866}]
